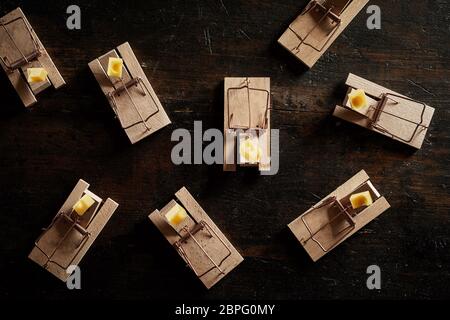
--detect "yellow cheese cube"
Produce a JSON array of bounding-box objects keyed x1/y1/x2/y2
[
  {"x1": 107, "y1": 57, "x2": 123, "y2": 78},
  {"x1": 165, "y1": 203, "x2": 188, "y2": 227},
  {"x1": 350, "y1": 191, "x2": 373, "y2": 209},
  {"x1": 73, "y1": 194, "x2": 95, "y2": 216},
  {"x1": 240, "y1": 137, "x2": 262, "y2": 163},
  {"x1": 27, "y1": 68, "x2": 48, "y2": 83},
  {"x1": 348, "y1": 89, "x2": 368, "y2": 110}
]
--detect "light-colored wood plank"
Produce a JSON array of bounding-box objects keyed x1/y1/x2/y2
[
  {"x1": 0, "y1": 8, "x2": 64, "y2": 107},
  {"x1": 149, "y1": 187, "x2": 244, "y2": 289},
  {"x1": 149, "y1": 209, "x2": 179, "y2": 244},
  {"x1": 4, "y1": 69, "x2": 37, "y2": 107},
  {"x1": 15, "y1": 7, "x2": 66, "y2": 89},
  {"x1": 334, "y1": 73, "x2": 435, "y2": 149},
  {"x1": 288, "y1": 170, "x2": 390, "y2": 262},
  {"x1": 88, "y1": 58, "x2": 115, "y2": 96},
  {"x1": 223, "y1": 129, "x2": 237, "y2": 171},
  {"x1": 278, "y1": 0, "x2": 369, "y2": 68},
  {"x1": 89, "y1": 42, "x2": 171, "y2": 144},
  {"x1": 224, "y1": 77, "x2": 271, "y2": 172},
  {"x1": 95, "y1": 49, "x2": 152, "y2": 142},
  {"x1": 175, "y1": 187, "x2": 244, "y2": 289},
  {"x1": 0, "y1": 9, "x2": 37, "y2": 107},
  {"x1": 158, "y1": 200, "x2": 228, "y2": 279},
  {"x1": 346, "y1": 73, "x2": 407, "y2": 99},
  {"x1": 117, "y1": 42, "x2": 171, "y2": 142},
  {"x1": 0, "y1": 8, "x2": 36, "y2": 66},
  {"x1": 28, "y1": 181, "x2": 118, "y2": 282},
  {"x1": 89, "y1": 54, "x2": 149, "y2": 143},
  {"x1": 258, "y1": 128, "x2": 271, "y2": 172}
]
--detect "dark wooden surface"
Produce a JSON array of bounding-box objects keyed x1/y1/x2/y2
[{"x1": 0, "y1": 0, "x2": 449, "y2": 300}]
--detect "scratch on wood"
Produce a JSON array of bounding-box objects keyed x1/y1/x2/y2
[
  {"x1": 219, "y1": 0, "x2": 229, "y2": 15},
  {"x1": 197, "y1": 1, "x2": 203, "y2": 18},
  {"x1": 310, "y1": 192, "x2": 322, "y2": 200},
  {"x1": 407, "y1": 79, "x2": 436, "y2": 96},
  {"x1": 204, "y1": 28, "x2": 213, "y2": 54},
  {"x1": 321, "y1": 277, "x2": 338, "y2": 286},
  {"x1": 168, "y1": 14, "x2": 185, "y2": 43},
  {"x1": 239, "y1": 29, "x2": 251, "y2": 40},
  {"x1": 172, "y1": 109, "x2": 194, "y2": 113},
  {"x1": 404, "y1": 191, "x2": 418, "y2": 203},
  {"x1": 158, "y1": 9, "x2": 166, "y2": 23},
  {"x1": 272, "y1": 107, "x2": 329, "y2": 114}
]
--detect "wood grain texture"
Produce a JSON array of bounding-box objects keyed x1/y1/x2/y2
[
  {"x1": 88, "y1": 42, "x2": 171, "y2": 144},
  {"x1": 278, "y1": 0, "x2": 369, "y2": 68},
  {"x1": 0, "y1": 0, "x2": 449, "y2": 300},
  {"x1": 28, "y1": 180, "x2": 119, "y2": 281},
  {"x1": 224, "y1": 77, "x2": 271, "y2": 171},
  {"x1": 289, "y1": 170, "x2": 391, "y2": 262},
  {"x1": 149, "y1": 187, "x2": 244, "y2": 289},
  {"x1": 0, "y1": 7, "x2": 65, "y2": 107},
  {"x1": 333, "y1": 73, "x2": 435, "y2": 149}
]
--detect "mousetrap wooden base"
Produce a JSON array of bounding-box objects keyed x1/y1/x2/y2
[
  {"x1": 0, "y1": 7, "x2": 65, "y2": 107},
  {"x1": 149, "y1": 187, "x2": 244, "y2": 289},
  {"x1": 28, "y1": 179, "x2": 118, "y2": 281},
  {"x1": 288, "y1": 170, "x2": 390, "y2": 262},
  {"x1": 278, "y1": 0, "x2": 368, "y2": 68},
  {"x1": 223, "y1": 77, "x2": 271, "y2": 172},
  {"x1": 333, "y1": 73, "x2": 435, "y2": 149},
  {"x1": 89, "y1": 42, "x2": 171, "y2": 144}
]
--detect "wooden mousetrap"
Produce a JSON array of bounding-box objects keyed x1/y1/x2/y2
[
  {"x1": 29, "y1": 179, "x2": 118, "y2": 281},
  {"x1": 149, "y1": 187, "x2": 244, "y2": 289},
  {"x1": 89, "y1": 42, "x2": 171, "y2": 144},
  {"x1": 278, "y1": 0, "x2": 368, "y2": 68},
  {"x1": 0, "y1": 8, "x2": 65, "y2": 107},
  {"x1": 288, "y1": 170, "x2": 390, "y2": 262},
  {"x1": 224, "y1": 77, "x2": 271, "y2": 173},
  {"x1": 333, "y1": 73, "x2": 435, "y2": 149}
]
